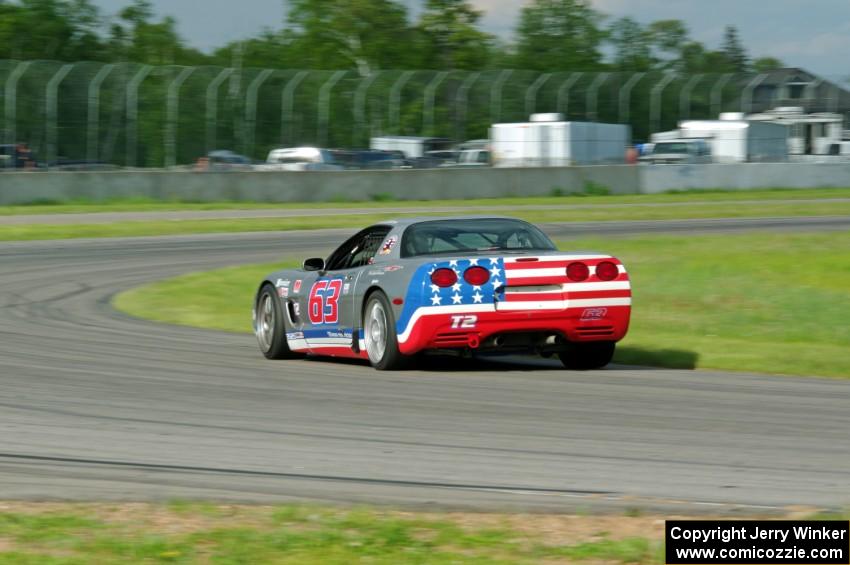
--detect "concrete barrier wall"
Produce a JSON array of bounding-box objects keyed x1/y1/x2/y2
[
  {"x1": 640, "y1": 163, "x2": 850, "y2": 193},
  {"x1": 0, "y1": 166, "x2": 639, "y2": 205},
  {"x1": 1, "y1": 163, "x2": 849, "y2": 205}
]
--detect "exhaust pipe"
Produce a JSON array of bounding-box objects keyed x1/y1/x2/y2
[{"x1": 493, "y1": 336, "x2": 505, "y2": 347}]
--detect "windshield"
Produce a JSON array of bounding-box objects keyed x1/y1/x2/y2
[
  {"x1": 401, "y1": 219, "x2": 556, "y2": 258},
  {"x1": 652, "y1": 142, "x2": 691, "y2": 154}
]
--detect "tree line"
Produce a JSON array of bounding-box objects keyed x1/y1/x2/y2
[{"x1": 0, "y1": 0, "x2": 784, "y2": 74}]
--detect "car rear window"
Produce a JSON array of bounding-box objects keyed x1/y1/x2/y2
[{"x1": 401, "y1": 219, "x2": 556, "y2": 258}]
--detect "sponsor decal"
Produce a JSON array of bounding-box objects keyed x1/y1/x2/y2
[
  {"x1": 378, "y1": 235, "x2": 398, "y2": 255},
  {"x1": 275, "y1": 278, "x2": 290, "y2": 288},
  {"x1": 277, "y1": 286, "x2": 289, "y2": 298},
  {"x1": 450, "y1": 314, "x2": 477, "y2": 329},
  {"x1": 326, "y1": 330, "x2": 352, "y2": 339},
  {"x1": 342, "y1": 282, "x2": 351, "y2": 295},
  {"x1": 293, "y1": 280, "x2": 302, "y2": 293},
  {"x1": 286, "y1": 331, "x2": 304, "y2": 340},
  {"x1": 367, "y1": 270, "x2": 385, "y2": 276},
  {"x1": 292, "y1": 303, "x2": 300, "y2": 317},
  {"x1": 384, "y1": 265, "x2": 404, "y2": 272},
  {"x1": 580, "y1": 307, "x2": 608, "y2": 320}
]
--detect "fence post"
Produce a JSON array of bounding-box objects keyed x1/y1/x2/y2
[
  {"x1": 4, "y1": 61, "x2": 31, "y2": 154},
  {"x1": 556, "y1": 72, "x2": 583, "y2": 117},
  {"x1": 741, "y1": 73, "x2": 768, "y2": 113},
  {"x1": 243, "y1": 68, "x2": 273, "y2": 158},
  {"x1": 455, "y1": 71, "x2": 480, "y2": 142},
  {"x1": 388, "y1": 71, "x2": 415, "y2": 133},
  {"x1": 649, "y1": 72, "x2": 676, "y2": 134},
  {"x1": 317, "y1": 70, "x2": 347, "y2": 146},
  {"x1": 586, "y1": 72, "x2": 609, "y2": 122},
  {"x1": 618, "y1": 72, "x2": 644, "y2": 125},
  {"x1": 280, "y1": 70, "x2": 308, "y2": 145},
  {"x1": 353, "y1": 70, "x2": 381, "y2": 145},
  {"x1": 45, "y1": 63, "x2": 74, "y2": 166},
  {"x1": 163, "y1": 66, "x2": 196, "y2": 167},
  {"x1": 679, "y1": 73, "x2": 703, "y2": 120},
  {"x1": 87, "y1": 64, "x2": 115, "y2": 162},
  {"x1": 524, "y1": 73, "x2": 552, "y2": 116},
  {"x1": 126, "y1": 65, "x2": 152, "y2": 167},
  {"x1": 205, "y1": 68, "x2": 233, "y2": 154},
  {"x1": 490, "y1": 69, "x2": 513, "y2": 124},
  {"x1": 423, "y1": 71, "x2": 449, "y2": 135},
  {"x1": 711, "y1": 73, "x2": 734, "y2": 117}
]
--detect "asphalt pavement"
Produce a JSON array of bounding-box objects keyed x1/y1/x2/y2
[{"x1": 0, "y1": 225, "x2": 848, "y2": 513}]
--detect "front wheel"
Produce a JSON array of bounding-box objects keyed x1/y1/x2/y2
[
  {"x1": 255, "y1": 284, "x2": 303, "y2": 360},
  {"x1": 363, "y1": 292, "x2": 409, "y2": 370},
  {"x1": 559, "y1": 341, "x2": 615, "y2": 370}
]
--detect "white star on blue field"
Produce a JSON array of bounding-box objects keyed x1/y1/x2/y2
[{"x1": 428, "y1": 258, "x2": 504, "y2": 307}]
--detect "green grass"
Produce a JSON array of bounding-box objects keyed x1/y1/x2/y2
[
  {"x1": 3, "y1": 187, "x2": 850, "y2": 215},
  {"x1": 3, "y1": 199, "x2": 850, "y2": 241},
  {"x1": 0, "y1": 503, "x2": 663, "y2": 564},
  {"x1": 115, "y1": 231, "x2": 850, "y2": 378}
]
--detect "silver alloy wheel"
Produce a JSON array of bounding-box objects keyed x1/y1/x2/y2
[
  {"x1": 256, "y1": 293, "x2": 275, "y2": 352},
  {"x1": 365, "y1": 299, "x2": 387, "y2": 365}
]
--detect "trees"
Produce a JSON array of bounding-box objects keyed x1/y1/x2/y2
[
  {"x1": 720, "y1": 25, "x2": 749, "y2": 72},
  {"x1": 514, "y1": 0, "x2": 606, "y2": 71},
  {"x1": 0, "y1": 0, "x2": 105, "y2": 61},
  {"x1": 416, "y1": 0, "x2": 494, "y2": 70},
  {"x1": 753, "y1": 56, "x2": 784, "y2": 72},
  {"x1": 108, "y1": 0, "x2": 206, "y2": 65},
  {"x1": 285, "y1": 0, "x2": 415, "y2": 75},
  {"x1": 608, "y1": 17, "x2": 652, "y2": 71}
]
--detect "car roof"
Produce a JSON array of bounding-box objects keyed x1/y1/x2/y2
[{"x1": 377, "y1": 215, "x2": 522, "y2": 229}]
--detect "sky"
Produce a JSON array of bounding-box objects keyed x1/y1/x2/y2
[{"x1": 90, "y1": 0, "x2": 850, "y2": 78}]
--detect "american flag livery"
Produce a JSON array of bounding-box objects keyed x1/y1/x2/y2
[{"x1": 395, "y1": 254, "x2": 631, "y2": 345}]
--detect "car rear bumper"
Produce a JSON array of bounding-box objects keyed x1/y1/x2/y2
[{"x1": 397, "y1": 303, "x2": 630, "y2": 355}]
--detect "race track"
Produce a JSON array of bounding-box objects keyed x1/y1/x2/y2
[{"x1": 1, "y1": 224, "x2": 848, "y2": 513}]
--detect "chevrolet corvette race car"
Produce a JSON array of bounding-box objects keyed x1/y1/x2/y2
[{"x1": 253, "y1": 217, "x2": 631, "y2": 370}]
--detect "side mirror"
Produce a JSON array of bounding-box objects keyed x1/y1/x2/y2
[{"x1": 303, "y1": 257, "x2": 325, "y2": 272}]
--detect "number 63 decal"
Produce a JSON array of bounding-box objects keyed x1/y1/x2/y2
[
  {"x1": 308, "y1": 279, "x2": 343, "y2": 324},
  {"x1": 450, "y1": 315, "x2": 477, "y2": 329}
]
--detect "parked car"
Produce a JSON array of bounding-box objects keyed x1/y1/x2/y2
[
  {"x1": 258, "y1": 147, "x2": 344, "y2": 171},
  {"x1": 639, "y1": 139, "x2": 712, "y2": 164}
]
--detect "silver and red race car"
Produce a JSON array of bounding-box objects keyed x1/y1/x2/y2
[{"x1": 253, "y1": 217, "x2": 631, "y2": 370}]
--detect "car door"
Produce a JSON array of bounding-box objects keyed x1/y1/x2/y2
[
  {"x1": 299, "y1": 226, "x2": 390, "y2": 353},
  {"x1": 326, "y1": 226, "x2": 392, "y2": 337}
]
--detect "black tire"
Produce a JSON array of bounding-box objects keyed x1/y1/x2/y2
[
  {"x1": 255, "y1": 284, "x2": 303, "y2": 360},
  {"x1": 363, "y1": 291, "x2": 409, "y2": 370},
  {"x1": 559, "y1": 341, "x2": 616, "y2": 370}
]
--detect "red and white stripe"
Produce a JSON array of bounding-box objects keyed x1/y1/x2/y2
[{"x1": 500, "y1": 255, "x2": 630, "y2": 311}]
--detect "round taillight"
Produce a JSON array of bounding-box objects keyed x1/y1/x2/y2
[
  {"x1": 463, "y1": 266, "x2": 490, "y2": 286},
  {"x1": 595, "y1": 261, "x2": 619, "y2": 281},
  {"x1": 431, "y1": 268, "x2": 457, "y2": 287},
  {"x1": 566, "y1": 262, "x2": 589, "y2": 282}
]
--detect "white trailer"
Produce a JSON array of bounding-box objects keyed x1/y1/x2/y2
[
  {"x1": 490, "y1": 115, "x2": 630, "y2": 167},
  {"x1": 651, "y1": 117, "x2": 788, "y2": 163}
]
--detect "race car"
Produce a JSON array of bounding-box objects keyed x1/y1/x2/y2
[{"x1": 253, "y1": 217, "x2": 631, "y2": 370}]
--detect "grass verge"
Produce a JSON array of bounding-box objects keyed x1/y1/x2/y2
[
  {"x1": 114, "y1": 231, "x2": 850, "y2": 378},
  {"x1": 3, "y1": 187, "x2": 850, "y2": 215},
  {"x1": 3, "y1": 199, "x2": 850, "y2": 241},
  {"x1": 0, "y1": 502, "x2": 666, "y2": 564}
]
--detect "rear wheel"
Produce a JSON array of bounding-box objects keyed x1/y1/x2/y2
[
  {"x1": 559, "y1": 341, "x2": 615, "y2": 370},
  {"x1": 255, "y1": 284, "x2": 303, "y2": 360},
  {"x1": 363, "y1": 292, "x2": 409, "y2": 370}
]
